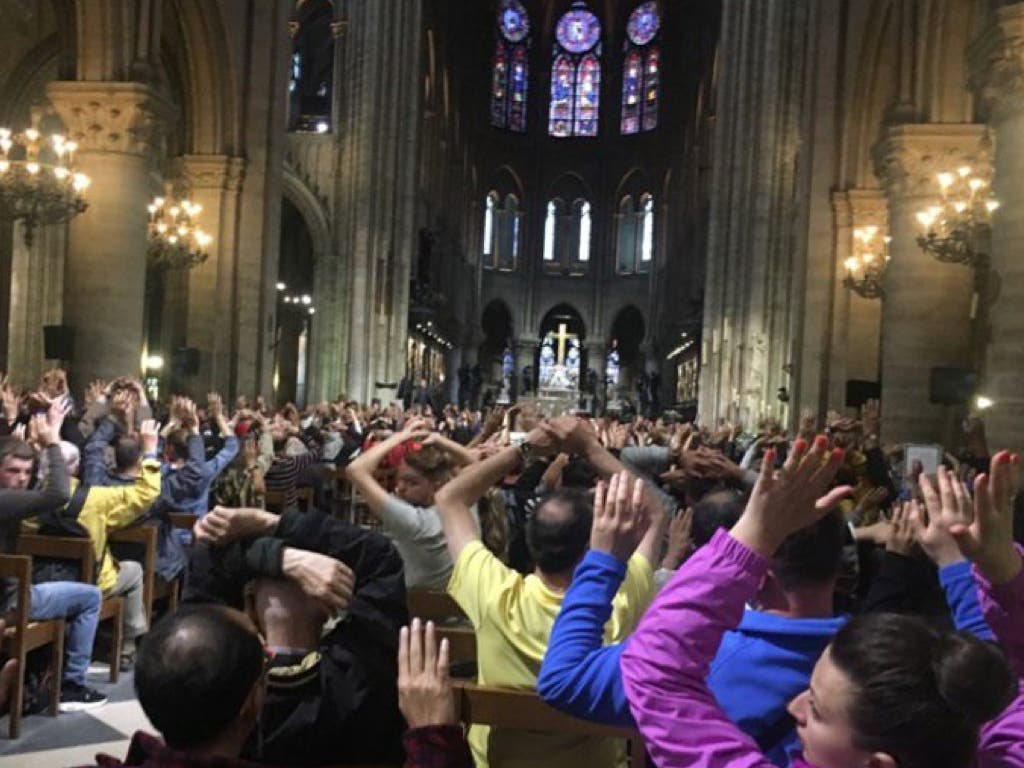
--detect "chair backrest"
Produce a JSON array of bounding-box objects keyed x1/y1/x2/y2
[
  {"x1": 407, "y1": 589, "x2": 467, "y2": 622},
  {"x1": 0, "y1": 555, "x2": 32, "y2": 635},
  {"x1": 453, "y1": 681, "x2": 648, "y2": 767},
  {"x1": 16, "y1": 534, "x2": 95, "y2": 583}
]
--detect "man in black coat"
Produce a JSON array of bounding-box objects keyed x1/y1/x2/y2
[{"x1": 184, "y1": 507, "x2": 408, "y2": 766}]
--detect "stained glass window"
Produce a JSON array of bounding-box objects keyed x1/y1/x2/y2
[
  {"x1": 621, "y1": 2, "x2": 660, "y2": 135},
  {"x1": 578, "y1": 200, "x2": 592, "y2": 261},
  {"x1": 543, "y1": 200, "x2": 557, "y2": 261},
  {"x1": 483, "y1": 193, "x2": 496, "y2": 256},
  {"x1": 617, "y1": 194, "x2": 654, "y2": 272},
  {"x1": 483, "y1": 192, "x2": 521, "y2": 271},
  {"x1": 549, "y1": 2, "x2": 603, "y2": 137},
  {"x1": 491, "y1": 1, "x2": 530, "y2": 132}
]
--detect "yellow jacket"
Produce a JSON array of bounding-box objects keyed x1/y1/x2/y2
[{"x1": 24, "y1": 459, "x2": 162, "y2": 594}]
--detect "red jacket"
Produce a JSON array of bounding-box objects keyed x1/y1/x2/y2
[{"x1": 87, "y1": 726, "x2": 473, "y2": 768}]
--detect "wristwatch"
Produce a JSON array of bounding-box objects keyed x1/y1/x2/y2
[{"x1": 516, "y1": 439, "x2": 536, "y2": 467}]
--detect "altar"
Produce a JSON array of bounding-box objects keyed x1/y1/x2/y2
[{"x1": 536, "y1": 322, "x2": 580, "y2": 415}]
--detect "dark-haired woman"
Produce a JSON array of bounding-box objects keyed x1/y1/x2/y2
[
  {"x1": 622, "y1": 443, "x2": 1023, "y2": 768},
  {"x1": 345, "y1": 417, "x2": 479, "y2": 589}
]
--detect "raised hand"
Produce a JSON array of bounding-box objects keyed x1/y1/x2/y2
[
  {"x1": 280, "y1": 548, "x2": 355, "y2": 615},
  {"x1": 540, "y1": 452, "x2": 570, "y2": 491},
  {"x1": 194, "y1": 506, "x2": 278, "y2": 546},
  {"x1": 731, "y1": 437, "x2": 851, "y2": 557},
  {"x1": 885, "y1": 503, "x2": 917, "y2": 557},
  {"x1": 398, "y1": 618, "x2": 455, "y2": 729},
  {"x1": 1, "y1": 376, "x2": 19, "y2": 423},
  {"x1": 139, "y1": 419, "x2": 161, "y2": 455},
  {"x1": 207, "y1": 392, "x2": 224, "y2": 417},
  {"x1": 662, "y1": 507, "x2": 694, "y2": 570},
  {"x1": 949, "y1": 451, "x2": 1021, "y2": 584},
  {"x1": 909, "y1": 467, "x2": 972, "y2": 567},
  {"x1": 590, "y1": 471, "x2": 650, "y2": 563},
  {"x1": 31, "y1": 413, "x2": 59, "y2": 447}
]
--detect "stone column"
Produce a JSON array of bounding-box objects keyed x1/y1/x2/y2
[
  {"x1": 873, "y1": 124, "x2": 990, "y2": 444},
  {"x1": 827, "y1": 190, "x2": 886, "y2": 409},
  {"x1": 47, "y1": 81, "x2": 170, "y2": 389},
  {"x1": 334, "y1": 0, "x2": 423, "y2": 403},
  {"x1": 5, "y1": 222, "x2": 67, "y2": 386},
  {"x1": 172, "y1": 155, "x2": 246, "y2": 396},
  {"x1": 970, "y1": 4, "x2": 1024, "y2": 451},
  {"x1": 514, "y1": 338, "x2": 535, "y2": 396}
]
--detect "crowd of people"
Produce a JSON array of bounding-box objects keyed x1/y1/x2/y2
[{"x1": 0, "y1": 366, "x2": 1021, "y2": 768}]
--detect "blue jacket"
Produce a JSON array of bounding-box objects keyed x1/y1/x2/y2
[
  {"x1": 538, "y1": 550, "x2": 992, "y2": 765},
  {"x1": 83, "y1": 421, "x2": 238, "y2": 580}
]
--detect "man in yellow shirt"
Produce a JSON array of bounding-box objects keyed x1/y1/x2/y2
[
  {"x1": 435, "y1": 417, "x2": 665, "y2": 768},
  {"x1": 33, "y1": 419, "x2": 162, "y2": 667}
]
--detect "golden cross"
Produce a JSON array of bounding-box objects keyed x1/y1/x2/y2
[{"x1": 554, "y1": 323, "x2": 571, "y2": 365}]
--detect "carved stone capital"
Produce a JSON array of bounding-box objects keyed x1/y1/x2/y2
[
  {"x1": 45, "y1": 81, "x2": 174, "y2": 157},
  {"x1": 831, "y1": 189, "x2": 888, "y2": 230},
  {"x1": 872, "y1": 124, "x2": 993, "y2": 200},
  {"x1": 170, "y1": 154, "x2": 247, "y2": 192},
  {"x1": 969, "y1": 3, "x2": 1024, "y2": 121}
]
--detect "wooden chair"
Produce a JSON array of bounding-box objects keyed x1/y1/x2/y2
[
  {"x1": 406, "y1": 589, "x2": 468, "y2": 623},
  {"x1": 110, "y1": 525, "x2": 176, "y2": 625},
  {"x1": 453, "y1": 681, "x2": 649, "y2": 767},
  {"x1": 437, "y1": 625, "x2": 476, "y2": 665},
  {"x1": 0, "y1": 554, "x2": 64, "y2": 738},
  {"x1": 15, "y1": 535, "x2": 123, "y2": 683}
]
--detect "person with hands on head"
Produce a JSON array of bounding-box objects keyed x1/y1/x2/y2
[
  {"x1": 620, "y1": 439, "x2": 1022, "y2": 768},
  {"x1": 345, "y1": 416, "x2": 476, "y2": 589},
  {"x1": 398, "y1": 618, "x2": 474, "y2": 768},
  {"x1": 435, "y1": 420, "x2": 662, "y2": 768},
  {"x1": 0, "y1": 400, "x2": 107, "y2": 711},
  {"x1": 185, "y1": 503, "x2": 408, "y2": 766}
]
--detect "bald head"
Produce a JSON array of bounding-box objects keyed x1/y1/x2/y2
[
  {"x1": 135, "y1": 606, "x2": 264, "y2": 749},
  {"x1": 526, "y1": 488, "x2": 593, "y2": 574}
]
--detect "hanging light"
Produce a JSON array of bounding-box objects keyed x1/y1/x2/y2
[
  {"x1": 843, "y1": 225, "x2": 890, "y2": 300},
  {"x1": 915, "y1": 168, "x2": 998, "y2": 268},
  {"x1": 147, "y1": 195, "x2": 212, "y2": 270},
  {"x1": 0, "y1": 126, "x2": 89, "y2": 245}
]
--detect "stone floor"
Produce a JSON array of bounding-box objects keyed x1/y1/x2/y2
[{"x1": 0, "y1": 665, "x2": 150, "y2": 768}]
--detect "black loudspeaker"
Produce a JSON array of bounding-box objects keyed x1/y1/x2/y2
[
  {"x1": 173, "y1": 347, "x2": 201, "y2": 376},
  {"x1": 929, "y1": 367, "x2": 977, "y2": 405},
  {"x1": 43, "y1": 325, "x2": 75, "y2": 361},
  {"x1": 845, "y1": 379, "x2": 881, "y2": 409}
]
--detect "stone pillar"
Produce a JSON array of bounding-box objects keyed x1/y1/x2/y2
[
  {"x1": 47, "y1": 81, "x2": 170, "y2": 390},
  {"x1": 173, "y1": 155, "x2": 246, "y2": 396},
  {"x1": 514, "y1": 338, "x2": 535, "y2": 396},
  {"x1": 970, "y1": 4, "x2": 1024, "y2": 451},
  {"x1": 334, "y1": 0, "x2": 423, "y2": 403},
  {"x1": 827, "y1": 190, "x2": 886, "y2": 410},
  {"x1": 5, "y1": 222, "x2": 67, "y2": 386},
  {"x1": 873, "y1": 124, "x2": 990, "y2": 444}
]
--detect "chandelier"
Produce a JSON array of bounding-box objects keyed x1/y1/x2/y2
[
  {"x1": 915, "y1": 167, "x2": 999, "y2": 268},
  {"x1": 0, "y1": 127, "x2": 90, "y2": 246},
  {"x1": 147, "y1": 196, "x2": 212, "y2": 270},
  {"x1": 843, "y1": 225, "x2": 889, "y2": 299}
]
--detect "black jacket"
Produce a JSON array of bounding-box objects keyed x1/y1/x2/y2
[{"x1": 185, "y1": 511, "x2": 408, "y2": 766}]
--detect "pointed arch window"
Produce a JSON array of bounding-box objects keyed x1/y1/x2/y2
[
  {"x1": 616, "y1": 193, "x2": 655, "y2": 273},
  {"x1": 543, "y1": 200, "x2": 559, "y2": 262},
  {"x1": 483, "y1": 192, "x2": 522, "y2": 271},
  {"x1": 621, "y1": 1, "x2": 660, "y2": 135},
  {"x1": 577, "y1": 200, "x2": 592, "y2": 262},
  {"x1": 288, "y1": 0, "x2": 336, "y2": 133},
  {"x1": 549, "y1": 2, "x2": 603, "y2": 137},
  {"x1": 491, "y1": 0, "x2": 531, "y2": 132}
]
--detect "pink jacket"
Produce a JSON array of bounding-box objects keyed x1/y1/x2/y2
[{"x1": 620, "y1": 529, "x2": 1024, "y2": 768}]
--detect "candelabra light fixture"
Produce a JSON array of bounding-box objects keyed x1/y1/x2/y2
[
  {"x1": 147, "y1": 196, "x2": 212, "y2": 270},
  {"x1": 0, "y1": 127, "x2": 90, "y2": 246},
  {"x1": 915, "y1": 167, "x2": 999, "y2": 268},
  {"x1": 843, "y1": 225, "x2": 890, "y2": 299}
]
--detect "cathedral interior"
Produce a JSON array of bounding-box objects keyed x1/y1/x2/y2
[{"x1": 1, "y1": 0, "x2": 1023, "y2": 449}]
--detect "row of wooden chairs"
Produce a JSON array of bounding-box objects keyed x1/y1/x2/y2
[
  {"x1": 0, "y1": 513, "x2": 198, "y2": 738},
  {"x1": 406, "y1": 589, "x2": 647, "y2": 767}
]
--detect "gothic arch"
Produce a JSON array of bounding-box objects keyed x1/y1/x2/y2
[
  {"x1": 535, "y1": 301, "x2": 587, "y2": 339},
  {"x1": 282, "y1": 167, "x2": 332, "y2": 259},
  {"x1": 485, "y1": 165, "x2": 526, "y2": 200},
  {"x1": 162, "y1": 0, "x2": 237, "y2": 155},
  {"x1": 0, "y1": 35, "x2": 62, "y2": 127}
]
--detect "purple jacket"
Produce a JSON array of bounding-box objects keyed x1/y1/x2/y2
[{"x1": 620, "y1": 529, "x2": 1024, "y2": 768}]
